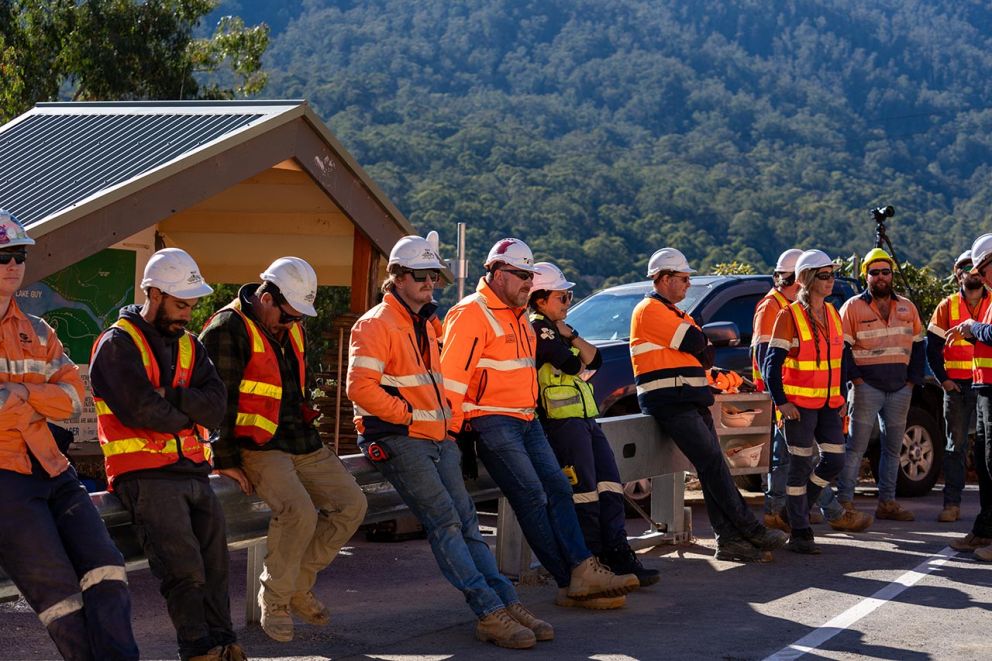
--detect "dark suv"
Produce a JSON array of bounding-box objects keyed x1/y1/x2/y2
[{"x1": 566, "y1": 275, "x2": 945, "y2": 497}]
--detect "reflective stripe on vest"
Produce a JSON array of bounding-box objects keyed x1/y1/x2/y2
[
  {"x1": 94, "y1": 319, "x2": 209, "y2": 489},
  {"x1": 751, "y1": 289, "x2": 789, "y2": 392},
  {"x1": 945, "y1": 293, "x2": 990, "y2": 380},
  {"x1": 536, "y1": 347, "x2": 600, "y2": 419},
  {"x1": 781, "y1": 302, "x2": 844, "y2": 409},
  {"x1": 211, "y1": 300, "x2": 305, "y2": 446}
]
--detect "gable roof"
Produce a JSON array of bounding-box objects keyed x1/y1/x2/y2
[{"x1": 0, "y1": 100, "x2": 412, "y2": 283}]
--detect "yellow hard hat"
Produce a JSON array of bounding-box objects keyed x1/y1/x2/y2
[{"x1": 861, "y1": 247, "x2": 895, "y2": 278}]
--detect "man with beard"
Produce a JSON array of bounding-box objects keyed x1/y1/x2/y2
[
  {"x1": 832, "y1": 248, "x2": 925, "y2": 522},
  {"x1": 926, "y1": 250, "x2": 990, "y2": 523},
  {"x1": 201, "y1": 257, "x2": 366, "y2": 643},
  {"x1": 90, "y1": 248, "x2": 239, "y2": 661}
]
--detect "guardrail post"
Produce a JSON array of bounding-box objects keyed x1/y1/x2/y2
[
  {"x1": 653, "y1": 471, "x2": 687, "y2": 536},
  {"x1": 245, "y1": 540, "x2": 266, "y2": 624},
  {"x1": 495, "y1": 496, "x2": 535, "y2": 581}
]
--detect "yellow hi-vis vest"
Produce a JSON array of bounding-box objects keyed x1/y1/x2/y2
[{"x1": 537, "y1": 346, "x2": 600, "y2": 419}]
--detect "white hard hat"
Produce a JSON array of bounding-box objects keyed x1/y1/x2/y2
[
  {"x1": 484, "y1": 238, "x2": 540, "y2": 273},
  {"x1": 972, "y1": 234, "x2": 992, "y2": 274},
  {"x1": 388, "y1": 235, "x2": 444, "y2": 270},
  {"x1": 774, "y1": 248, "x2": 803, "y2": 273},
  {"x1": 0, "y1": 209, "x2": 36, "y2": 248},
  {"x1": 141, "y1": 248, "x2": 213, "y2": 299},
  {"x1": 954, "y1": 250, "x2": 973, "y2": 270},
  {"x1": 261, "y1": 257, "x2": 318, "y2": 317},
  {"x1": 532, "y1": 262, "x2": 576, "y2": 291},
  {"x1": 646, "y1": 247, "x2": 695, "y2": 278},
  {"x1": 794, "y1": 249, "x2": 837, "y2": 275}
]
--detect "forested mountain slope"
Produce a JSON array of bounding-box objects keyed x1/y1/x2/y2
[{"x1": 218, "y1": 0, "x2": 992, "y2": 294}]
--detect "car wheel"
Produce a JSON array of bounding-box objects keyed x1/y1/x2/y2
[{"x1": 868, "y1": 406, "x2": 943, "y2": 498}]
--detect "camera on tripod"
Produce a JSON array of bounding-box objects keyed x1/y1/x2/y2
[{"x1": 871, "y1": 205, "x2": 894, "y2": 223}]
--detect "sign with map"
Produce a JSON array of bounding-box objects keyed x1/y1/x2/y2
[{"x1": 16, "y1": 248, "x2": 137, "y2": 441}]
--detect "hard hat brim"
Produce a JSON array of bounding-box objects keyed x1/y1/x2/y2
[
  {"x1": 168, "y1": 281, "x2": 215, "y2": 299},
  {"x1": 285, "y1": 297, "x2": 317, "y2": 317}
]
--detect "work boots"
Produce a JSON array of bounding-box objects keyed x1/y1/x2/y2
[
  {"x1": 938, "y1": 505, "x2": 961, "y2": 523},
  {"x1": 828, "y1": 509, "x2": 873, "y2": 532},
  {"x1": 566, "y1": 556, "x2": 639, "y2": 599},
  {"x1": 876, "y1": 500, "x2": 915, "y2": 521},
  {"x1": 746, "y1": 526, "x2": 789, "y2": 551},
  {"x1": 222, "y1": 643, "x2": 248, "y2": 661},
  {"x1": 787, "y1": 528, "x2": 821, "y2": 555},
  {"x1": 600, "y1": 544, "x2": 660, "y2": 587},
  {"x1": 714, "y1": 537, "x2": 771, "y2": 563},
  {"x1": 555, "y1": 587, "x2": 626, "y2": 609},
  {"x1": 290, "y1": 590, "x2": 331, "y2": 626},
  {"x1": 763, "y1": 511, "x2": 791, "y2": 533},
  {"x1": 475, "y1": 608, "x2": 537, "y2": 649},
  {"x1": 950, "y1": 533, "x2": 992, "y2": 551},
  {"x1": 506, "y1": 603, "x2": 554, "y2": 641},
  {"x1": 258, "y1": 588, "x2": 293, "y2": 642},
  {"x1": 188, "y1": 647, "x2": 224, "y2": 661}
]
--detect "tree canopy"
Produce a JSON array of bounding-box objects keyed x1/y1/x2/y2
[{"x1": 0, "y1": 0, "x2": 269, "y2": 122}]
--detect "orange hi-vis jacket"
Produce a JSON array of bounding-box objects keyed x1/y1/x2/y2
[
  {"x1": 840, "y1": 291, "x2": 924, "y2": 392},
  {"x1": 0, "y1": 300, "x2": 83, "y2": 477},
  {"x1": 973, "y1": 302, "x2": 992, "y2": 385},
  {"x1": 94, "y1": 319, "x2": 210, "y2": 489},
  {"x1": 347, "y1": 292, "x2": 450, "y2": 441},
  {"x1": 929, "y1": 292, "x2": 991, "y2": 381},
  {"x1": 209, "y1": 299, "x2": 305, "y2": 445},
  {"x1": 770, "y1": 301, "x2": 845, "y2": 409},
  {"x1": 440, "y1": 278, "x2": 538, "y2": 433},
  {"x1": 629, "y1": 293, "x2": 714, "y2": 411},
  {"x1": 751, "y1": 288, "x2": 790, "y2": 391}
]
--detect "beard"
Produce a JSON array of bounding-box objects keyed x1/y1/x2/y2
[
  {"x1": 964, "y1": 277, "x2": 985, "y2": 291},
  {"x1": 154, "y1": 306, "x2": 188, "y2": 337},
  {"x1": 869, "y1": 280, "x2": 891, "y2": 299}
]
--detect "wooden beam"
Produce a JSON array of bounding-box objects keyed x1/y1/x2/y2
[{"x1": 350, "y1": 229, "x2": 380, "y2": 314}]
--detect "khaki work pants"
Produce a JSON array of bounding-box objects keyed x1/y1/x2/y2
[{"x1": 241, "y1": 446, "x2": 367, "y2": 606}]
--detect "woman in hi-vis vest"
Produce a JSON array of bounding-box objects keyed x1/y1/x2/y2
[
  {"x1": 529, "y1": 262, "x2": 658, "y2": 587},
  {"x1": 763, "y1": 250, "x2": 856, "y2": 554}
]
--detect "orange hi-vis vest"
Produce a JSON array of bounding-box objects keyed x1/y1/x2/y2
[
  {"x1": 212, "y1": 299, "x2": 305, "y2": 445},
  {"x1": 973, "y1": 302, "x2": 992, "y2": 385},
  {"x1": 94, "y1": 319, "x2": 211, "y2": 489},
  {"x1": 781, "y1": 302, "x2": 845, "y2": 409},
  {"x1": 751, "y1": 288, "x2": 790, "y2": 391},
  {"x1": 347, "y1": 292, "x2": 450, "y2": 441},
  {"x1": 944, "y1": 293, "x2": 991, "y2": 380}
]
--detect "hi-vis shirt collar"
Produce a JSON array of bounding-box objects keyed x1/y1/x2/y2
[
  {"x1": 647, "y1": 291, "x2": 689, "y2": 318},
  {"x1": 858, "y1": 289, "x2": 905, "y2": 305}
]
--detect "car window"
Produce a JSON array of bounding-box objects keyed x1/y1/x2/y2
[
  {"x1": 568, "y1": 282, "x2": 712, "y2": 341},
  {"x1": 704, "y1": 294, "x2": 763, "y2": 345}
]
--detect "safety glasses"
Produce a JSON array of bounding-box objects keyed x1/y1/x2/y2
[
  {"x1": 0, "y1": 250, "x2": 26, "y2": 265},
  {"x1": 499, "y1": 267, "x2": 534, "y2": 281},
  {"x1": 554, "y1": 291, "x2": 573, "y2": 304},
  {"x1": 278, "y1": 305, "x2": 305, "y2": 324},
  {"x1": 404, "y1": 268, "x2": 442, "y2": 282},
  {"x1": 867, "y1": 268, "x2": 893, "y2": 277},
  {"x1": 776, "y1": 272, "x2": 796, "y2": 286},
  {"x1": 814, "y1": 272, "x2": 836, "y2": 281}
]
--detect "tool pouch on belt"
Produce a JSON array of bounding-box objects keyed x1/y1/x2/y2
[{"x1": 455, "y1": 424, "x2": 480, "y2": 480}]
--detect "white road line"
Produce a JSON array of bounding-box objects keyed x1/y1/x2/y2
[{"x1": 763, "y1": 546, "x2": 957, "y2": 661}]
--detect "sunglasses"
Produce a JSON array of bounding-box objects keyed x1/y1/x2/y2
[
  {"x1": 278, "y1": 305, "x2": 305, "y2": 324},
  {"x1": 0, "y1": 251, "x2": 26, "y2": 265},
  {"x1": 404, "y1": 268, "x2": 442, "y2": 283},
  {"x1": 776, "y1": 272, "x2": 796, "y2": 286},
  {"x1": 554, "y1": 291, "x2": 573, "y2": 304},
  {"x1": 814, "y1": 272, "x2": 836, "y2": 281},
  {"x1": 867, "y1": 268, "x2": 893, "y2": 277},
  {"x1": 499, "y1": 267, "x2": 534, "y2": 281}
]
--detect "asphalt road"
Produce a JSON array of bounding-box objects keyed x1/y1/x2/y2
[{"x1": 2, "y1": 485, "x2": 990, "y2": 660}]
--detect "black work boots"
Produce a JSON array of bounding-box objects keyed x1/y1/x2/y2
[{"x1": 599, "y1": 544, "x2": 660, "y2": 587}]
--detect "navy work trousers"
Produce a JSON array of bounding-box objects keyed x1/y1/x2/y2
[{"x1": 0, "y1": 467, "x2": 138, "y2": 661}]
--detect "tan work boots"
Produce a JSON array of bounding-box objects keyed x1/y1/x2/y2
[
  {"x1": 290, "y1": 590, "x2": 331, "y2": 626},
  {"x1": 476, "y1": 608, "x2": 537, "y2": 649},
  {"x1": 567, "y1": 556, "x2": 639, "y2": 599}
]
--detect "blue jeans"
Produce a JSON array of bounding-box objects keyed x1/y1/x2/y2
[
  {"x1": 972, "y1": 393, "x2": 992, "y2": 537},
  {"x1": 471, "y1": 415, "x2": 591, "y2": 587},
  {"x1": 942, "y1": 381, "x2": 977, "y2": 506},
  {"x1": 0, "y1": 468, "x2": 138, "y2": 661},
  {"x1": 765, "y1": 425, "x2": 789, "y2": 514},
  {"x1": 836, "y1": 382, "x2": 913, "y2": 503},
  {"x1": 359, "y1": 434, "x2": 517, "y2": 618}
]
